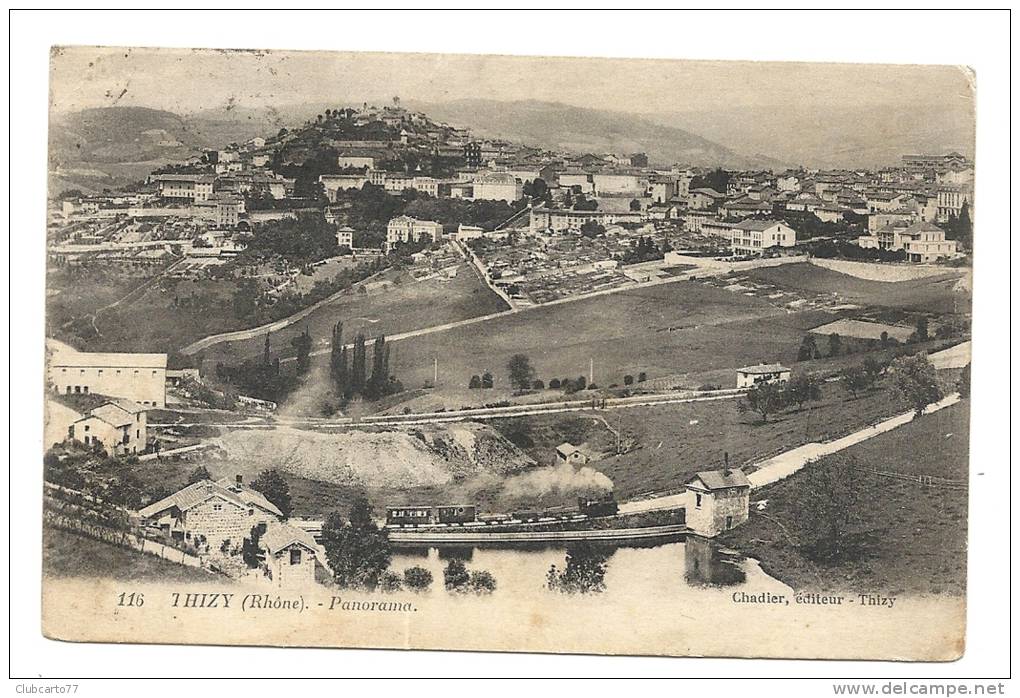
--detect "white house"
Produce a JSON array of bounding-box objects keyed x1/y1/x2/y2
[
  {"x1": 855, "y1": 220, "x2": 959, "y2": 262},
  {"x1": 335, "y1": 226, "x2": 355, "y2": 249},
  {"x1": 730, "y1": 220, "x2": 796, "y2": 256},
  {"x1": 736, "y1": 363, "x2": 791, "y2": 389},
  {"x1": 685, "y1": 469, "x2": 751, "y2": 537},
  {"x1": 385, "y1": 216, "x2": 444, "y2": 252},
  {"x1": 45, "y1": 394, "x2": 147, "y2": 456}
]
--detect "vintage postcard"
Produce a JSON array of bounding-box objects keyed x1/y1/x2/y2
[{"x1": 42, "y1": 46, "x2": 974, "y2": 660}]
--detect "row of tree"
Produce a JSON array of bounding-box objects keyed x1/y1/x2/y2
[{"x1": 329, "y1": 322, "x2": 402, "y2": 401}]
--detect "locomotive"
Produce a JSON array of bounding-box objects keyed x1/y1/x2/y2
[{"x1": 513, "y1": 494, "x2": 619, "y2": 523}]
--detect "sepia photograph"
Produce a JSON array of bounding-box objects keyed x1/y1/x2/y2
[{"x1": 8, "y1": 8, "x2": 1012, "y2": 689}]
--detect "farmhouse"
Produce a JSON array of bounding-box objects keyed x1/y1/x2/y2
[
  {"x1": 685, "y1": 469, "x2": 751, "y2": 537},
  {"x1": 736, "y1": 363, "x2": 791, "y2": 388},
  {"x1": 47, "y1": 342, "x2": 168, "y2": 407},
  {"x1": 44, "y1": 393, "x2": 148, "y2": 455},
  {"x1": 138, "y1": 475, "x2": 283, "y2": 551}
]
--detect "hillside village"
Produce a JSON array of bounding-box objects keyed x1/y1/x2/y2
[{"x1": 44, "y1": 98, "x2": 973, "y2": 599}]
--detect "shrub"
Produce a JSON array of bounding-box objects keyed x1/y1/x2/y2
[
  {"x1": 403, "y1": 566, "x2": 433, "y2": 592},
  {"x1": 443, "y1": 559, "x2": 470, "y2": 592},
  {"x1": 468, "y1": 570, "x2": 497, "y2": 595},
  {"x1": 623, "y1": 375, "x2": 634, "y2": 386},
  {"x1": 378, "y1": 571, "x2": 403, "y2": 593}
]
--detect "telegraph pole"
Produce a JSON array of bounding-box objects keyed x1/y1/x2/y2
[
  {"x1": 589, "y1": 357, "x2": 594, "y2": 386},
  {"x1": 433, "y1": 357, "x2": 438, "y2": 386}
]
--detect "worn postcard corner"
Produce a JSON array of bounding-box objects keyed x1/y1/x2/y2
[{"x1": 43, "y1": 46, "x2": 973, "y2": 660}]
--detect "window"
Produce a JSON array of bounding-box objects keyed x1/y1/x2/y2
[
  {"x1": 695, "y1": 493, "x2": 702, "y2": 508},
  {"x1": 212, "y1": 503, "x2": 223, "y2": 512},
  {"x1": 74, "y1": 386, "x2": 80, "y2": 394},
  {"x1": 726, "y1": 516, "x2": 733, "y2": 529},
  {"x1": 290, "y1": 549, "x2": 302, "y2": 565},
  {"x1": 98, "y1": 370, "x2": 103, "y2": 376}
]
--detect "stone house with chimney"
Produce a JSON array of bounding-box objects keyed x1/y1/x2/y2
[{"x1": 138, "y1": 476, "x2": 283, "y2": 552}]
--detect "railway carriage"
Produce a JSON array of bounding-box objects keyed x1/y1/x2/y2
[
  {"x1": 435, "y1": 505, "x2": 477, "y2": 525},
  {"x1": 386, "y1": 506, "x2": 434, "y2": 527}
]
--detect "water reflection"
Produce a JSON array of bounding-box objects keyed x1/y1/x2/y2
[
  {"x1": 389, "y1": 536, "x2": 772, "y2": 599},
  {"x1": 546, "y1": 542, "x2": 611, "y2": 594},
  {"x1": 683, "y1": 534, "x2": 747, "y2": 587}
]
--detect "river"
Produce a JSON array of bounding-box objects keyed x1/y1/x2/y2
[{"x1": 389, "y1": 536, "x2": 790, "y2": 599}]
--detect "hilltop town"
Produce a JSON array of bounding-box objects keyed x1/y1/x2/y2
[{"x1": 44, "y1": 98, "x2": 972, "y2": 598}]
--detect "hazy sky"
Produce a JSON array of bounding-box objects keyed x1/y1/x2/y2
[{"x1": 50, "y1": 45, "x2": 974, "y2": 117}]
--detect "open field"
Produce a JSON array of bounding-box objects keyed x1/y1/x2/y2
[
  {"x1": 722, "y1": 399, "x2": 970, "y2": 596},
  {"x1": 197, "y1": 263, "x2": 507, "y2": 367},
  {"x1": 490, "y1": 379, "x2": 913, "y2": 502},
  {"x1": 47, "y1": 267, "x2": 249, "y2": 353},
  {"x1": 744, "y1": 262, "x2": 970, "y2": 314},
  {"x1": 381, "y1": 280, "x2": 824, "y2": 394},
  {"x1": 42, "y1": 525, "x2": 224, "y2": 583}
]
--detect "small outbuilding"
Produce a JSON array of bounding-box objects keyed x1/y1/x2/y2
[
  {"x1": 261, "y1": 522, "x2": 327, "y2": 589},
  {"x1": 685, "y1": 469, "x2": 751, "y2": 537},
  {"x1": 555, "y1": 442, "x2": 590, "y2": 466},
  {"x1": 736, "y1": 363, "x2": 791, "y2": 389}
]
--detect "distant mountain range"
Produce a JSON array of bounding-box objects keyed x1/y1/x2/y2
[
  {"x1": 47, "y1": 96, "x2": 974, "y2": 195},
  {"x1": 407, "y1": 99, "x2": 783, "y2": 169},
  {"x1": 641, "y1": 101, "x2": 975, "y2": 170}
]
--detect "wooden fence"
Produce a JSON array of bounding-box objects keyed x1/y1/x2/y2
[{"x1": 43, "y1": 502, "x2": 204, "y2": 569}]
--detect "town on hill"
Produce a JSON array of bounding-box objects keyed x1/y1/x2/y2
[{"x1": 43, "y1": 49, "x2": 973, "y2": 655}]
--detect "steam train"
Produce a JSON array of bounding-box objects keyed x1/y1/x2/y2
[{"x1": 385, "y1": 494, "x2": 618, "y2": 529}]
